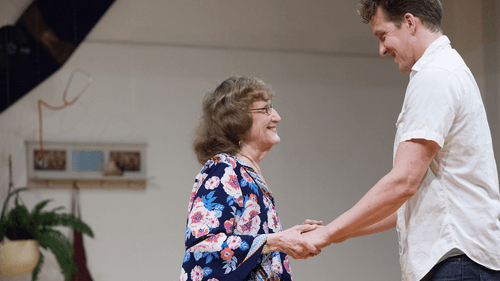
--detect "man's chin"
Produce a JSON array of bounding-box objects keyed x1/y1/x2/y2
[{"x1": 397, "y1": 64, "x2": 411, "y2": 73}]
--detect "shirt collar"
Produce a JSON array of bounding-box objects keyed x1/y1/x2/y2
[{"x1": 410, "y1": 35, "x2": 451, "y2": 79}]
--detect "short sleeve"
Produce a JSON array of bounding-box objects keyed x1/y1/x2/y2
[{"x1": 398, "y1": 67, "x2": 460, "y2": 147}]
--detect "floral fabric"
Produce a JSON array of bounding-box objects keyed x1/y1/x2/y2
[{"x1": 180, "y1": 153, "x2": 292, "y2": 281}]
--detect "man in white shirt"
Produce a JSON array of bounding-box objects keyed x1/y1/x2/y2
[{"x1": 302, "y1": 1, "x2": 500, "y2": 280}]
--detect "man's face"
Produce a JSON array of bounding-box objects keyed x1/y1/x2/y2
[{"x1": 370, "y1": 7, "x2": 415, "y2": 73}]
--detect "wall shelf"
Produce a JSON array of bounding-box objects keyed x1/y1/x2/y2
[
  {"x1": 26, "y1": 141, "x2": 147, "y2": 189},
  {"x1": 29, "y1": 178, "x2": 146, "y2": 189}
]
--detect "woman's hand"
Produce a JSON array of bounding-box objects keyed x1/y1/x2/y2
[{"x1": 266, "y1": 224, "x2": 321, "y2": 259}]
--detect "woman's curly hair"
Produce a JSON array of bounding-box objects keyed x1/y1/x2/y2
[{"x1": 193, "y1": 76, "x2": 274, "y2": 165}]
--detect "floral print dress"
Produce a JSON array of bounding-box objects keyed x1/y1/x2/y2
[{"x1": 180, "y1": 153, "x2": 292, "y2": 281}]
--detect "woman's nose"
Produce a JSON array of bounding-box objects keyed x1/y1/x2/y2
[{"x1": 272, "y1": 108, "x2": 281, "y2": 123}]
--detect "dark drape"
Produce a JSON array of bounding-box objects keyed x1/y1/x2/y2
[{"x1": 71, "y1": 183, "x2": 93, "y2": 281}]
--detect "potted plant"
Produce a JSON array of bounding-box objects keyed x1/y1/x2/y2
[{"x1": 0, "y1": 187, "x2": 94, "y2": 281}]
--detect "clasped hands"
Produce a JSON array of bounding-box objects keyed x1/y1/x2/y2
[{"x1": 267, "y1": 219, "x2": 328, "y2": 260}]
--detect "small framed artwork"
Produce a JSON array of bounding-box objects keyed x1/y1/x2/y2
[
  {"x1": 26, "y1": 141, "x2": 147, "y2": 184},
  {"x1": 109, "y1": 151, "x2": 141, "y2": 172},
  {"x1": 33, "y1": 150, "x2": 67, "y2": 171}
]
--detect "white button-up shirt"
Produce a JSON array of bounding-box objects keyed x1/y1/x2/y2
[{"x1": 394, "y1": 35, "x2": 500, "y2": 281}]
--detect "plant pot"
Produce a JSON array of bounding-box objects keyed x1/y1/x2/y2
[{"x1": 0, "y1": 240, "x2": 40, "y2": 276}]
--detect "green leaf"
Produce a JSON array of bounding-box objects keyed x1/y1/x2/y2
[
  {"x1": 31, "y1": 199, "x2": 52, "y2": 217},
  {"x1": 50, "y1": 206, "x2": 65, "y2": 213},
  {"x1": 5, "y1": 205, "x2": 35, "y2": 240},
  {"x1": 37, "y1": 229, "x2": 77, "y2": 281},
  {"x1": 36, "y1": 212, "x2": 94, "y2": 238},
  {"x1": 0, "y1": 187, "x2": 28, "y2": 224},
  {"x1": 1, "y1": 187, "x2": 95, "y2": 280},
  {"x1": 14, "y1": 195, "x2": 21, "y2": 207},
  {"x1": 0, "y1": 223, "x2": 6, "y2": 242},
  {"x1": 8, "y1": 205, "x2": 30, "y2": 225},
  {"x1": 32, "y1": 251, "x2": 44, "y2": 281}
]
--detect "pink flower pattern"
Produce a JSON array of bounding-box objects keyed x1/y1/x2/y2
[
  {"x1": 221, "y1": 167, "x2": 244, "y2": 207},
  {"x1": 190, "y1": 266, "x2": 204, "y2": 281},
  {"x1": 205, "y1": 176, "x2": 220, "y2": 190},
  {"x1": 224, "y1": 218, "x2": 235, "y2": 233},
  {"x1": 220, "y1": 247, "x2": 234, "y2": 260},
  {"x1": 236, "y1": 194, "x2": 261, "y2": 234},
  {"x1": 181, "y1": 154, "x2": 291, "y2": 281},
  {"x1": 226, "y1": 236, "x2": 242, "y2": 250}
]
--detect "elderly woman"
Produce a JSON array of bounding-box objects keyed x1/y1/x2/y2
[{"x1": 180, "y1": 76, "x2": 320, "y2": 281}]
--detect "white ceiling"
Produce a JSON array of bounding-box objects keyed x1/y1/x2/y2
[
  {"x1": 1, "y1": 0, "x2": 32, "y2": 24},
  {"x1": 1, "y1": 0, "x2": 381, "y2": 57},
  {"x1": 86, "y1": 0, "x2": 379, "y2": 56},
  {"x1": 1, "y1": 0, "x2": 488, "y2": 59}
]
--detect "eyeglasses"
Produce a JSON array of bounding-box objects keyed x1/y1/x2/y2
[{"x1": 249, "y1": 103, "x2": 273, "y2": 115}]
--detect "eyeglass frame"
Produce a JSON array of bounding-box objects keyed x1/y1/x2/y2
[{"x1": 249, "y1": 102, "x2": 274, "y2": 115}]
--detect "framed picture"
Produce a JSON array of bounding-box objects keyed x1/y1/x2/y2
[
  {"x1": 26, "y1": 141, "x2": 147, "y2": 182},
  {"x1": 34, "y1": 150, "x2": 66, "y2": 171}
]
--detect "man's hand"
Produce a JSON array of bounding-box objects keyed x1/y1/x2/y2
[
  {"x1": 302, "y1": 219, "x2": 362, "y2": 248},
  {"x1": 267, "y1": 224, "x2": 321, "y2": 259},
  {"x1": 303, "y1": 219, "x2": 323, "y2": 226},
  {"x1": 301, "y1": 225, "x2": 330, "y2": 249},
  {"x1": 301, "y1": 219, "x2": 344, "y2": 249}
]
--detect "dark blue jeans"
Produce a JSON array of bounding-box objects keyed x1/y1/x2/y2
[{"x1": 421, "y1": 254, "x2": 500, "y2": 281}]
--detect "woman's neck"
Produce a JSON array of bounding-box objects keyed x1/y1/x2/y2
[
  {"x1": 237, "y1": 147, "x2": 267, "y2": 177},
  {"x1": 239, "y1": 148, "x2": 264, "y2": 163}
]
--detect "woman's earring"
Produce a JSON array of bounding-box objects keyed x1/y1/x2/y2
[{"x1": 239, "y1": 140, "x2": 242, "y2": 149}]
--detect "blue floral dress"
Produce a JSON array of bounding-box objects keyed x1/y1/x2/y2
[{"x1": 180, "y1": 153, "x2": 293, "y2": 281}]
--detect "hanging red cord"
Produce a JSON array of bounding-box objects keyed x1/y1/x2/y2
[{"x1": 38, "y1": 69, "x2": 92, "y2": 164}]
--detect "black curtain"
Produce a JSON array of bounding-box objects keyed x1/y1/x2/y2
[{"x1": 0, "y1": 0, "x2": 114, "y2": 114}]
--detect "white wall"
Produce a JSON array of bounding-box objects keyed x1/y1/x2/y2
[
  {"x1": 1, "y1": 1, "x2": 498, "y2": 281},
  {"x1": 1, "y1": 39, "x2": 406, "y2": 281}
]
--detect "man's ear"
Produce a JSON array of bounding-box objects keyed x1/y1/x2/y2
[{"x1": 404, "y1": 13, "x2": 417, "y2": 35}]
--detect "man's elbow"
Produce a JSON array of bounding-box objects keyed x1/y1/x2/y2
[{"x1": 396, "y1": 175, "x2": 421, "y2": 200}]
